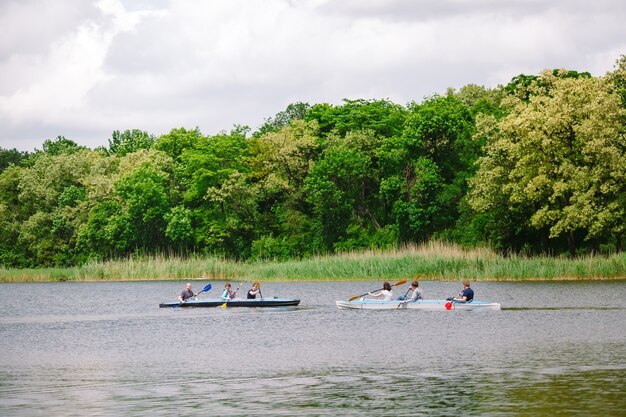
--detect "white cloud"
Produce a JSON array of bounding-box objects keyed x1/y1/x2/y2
[{"x1": 0, "y1": 0, "x2": 624, "y2": 151}]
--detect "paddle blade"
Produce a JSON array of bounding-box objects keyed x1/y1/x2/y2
[
  {"x1": 445, "y1": 302, "x2": 453, "y2": 310},
  {"x1": 348, "y1": 295, "x2": 361, "y2": 302},
  {"x1": 221, "y1": 302, "x2": 227, "y2": 309},
  {"x1": 202, "y1": 283, "x2": 212, "y2": 292},
  {"x1": 393, "y1": 279, "x2": 407, "y2": 287}
]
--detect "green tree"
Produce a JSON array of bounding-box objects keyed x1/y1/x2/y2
[
  {"x1": 376, "y1": 95, "x2": 477, "y2": 241},
  {"x1": 247, "y1": 120, "x2": 320, "y2": 255},
  {"x1": 0, "y1": 147, "x2": 30, "y2": 172},
  {"x1": 111, "y1": 150, "x2": 174, "y2": 252},
  {"x1": 206, "y1": 171, "x2": 260, "y2": 256},
  {"x1": 165, "y1": 205, "x2": 194, "y2": 250},
  {"x1": 107, "y1": 129, "x2": 154, "y2": 156},
  {"x1": 304, "y1": 136, "x2": 371, "y2": 251},
  {"x1": 9, "y1": 150, "x2": 102, "y2": 265},
  {"x1": 504, "y1": 69, "x2": 592, "y2": 102},
  {"x1": 178, "y1": 127, "x2": 249, "y2": 206},
  {"x1": 469, "y1": 70, "x2": 626, "y2": 256},
  {"x1": 154, "y1": 127, "x2": 203, "y2": 161},
  {"x1": 0, "y1": 165, "x2": 28, "y2": 266},
  {"x1": 41, "y1": 136, "x2": 84, "y2": 155},
  {"x1": 76, "y1": 149, "x2": 174, "y2": 258},
  {"x1": 306, "y1": 99, "x2": 407, "y2": 138},
  {"x1": 172, "y1": 127, "x2": 251, "y2": 253},
  {"x1": 609, "y1": 55, "x2": 626, "y2": 109},
  {"x1": 255, "y1": 102, "x2": 311, "y2": 136},
  {"x1": 452, "y1": 84, "x2": 505, "y2": 118}
]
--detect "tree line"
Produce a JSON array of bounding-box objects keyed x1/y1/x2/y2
[{"x1": 1, "y1": 57, "x2": 625, "y2": 267}]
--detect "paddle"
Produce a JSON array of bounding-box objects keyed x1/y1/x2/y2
[
  {"x1": 221, "y1": 282, "x2": 243, "y2": 309},
  {"x1": 249, "y1": 282, "x2": 262, "y2": 299},
  {"x1": 396, "y1": 274, "x2": 421, "y2": 309},
  {"x1": 348, "y1": 279, "x2": 407, "y2": 302},
  {"x1": 445, "y1": 287, "x2": 466, "y2": 310},
  {"x1": 396, "y1": 287, "x2": 412, "y2": 309},
  {"x1": 173, "y1": 283, "x2": 212, "y2": 309}
]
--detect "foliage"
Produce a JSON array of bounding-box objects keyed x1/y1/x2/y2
[
  {"x1": 255, "y1": 102, "x2": 311, "y2": 137},
  {"x1": 306, "y1": 98, "x2": 407, "y2": 138},
  {"x1": 2, "y1": 241, "x2": 625, "y2": 282},
  {"x1": 0, "y1": 56, "x2": 624, "y2": 268},
  {"x1": 0, "y1": 147, "x2": 31, "y2": 172},
  {"x1": 469, "y1": 69, "x2": 626, "y2": 256},
  {"x1": 107, "y1": 129, "x2": 155, "y2": 156},
  {"x1": 41, "y1": 136, "x2": 85, "y2": 155}
]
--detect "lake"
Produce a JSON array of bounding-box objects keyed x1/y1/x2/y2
[{"x1": 1, "y1": 280, "x2": 625, "y2": 416}]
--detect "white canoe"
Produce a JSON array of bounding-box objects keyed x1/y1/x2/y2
[{"x1": 335, "y1": 299, "x2": 501, "y2": 311}]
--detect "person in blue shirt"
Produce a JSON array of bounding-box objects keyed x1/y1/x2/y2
[{"x1": 452, "y1": 281, "x2": 474, "y2": 302}]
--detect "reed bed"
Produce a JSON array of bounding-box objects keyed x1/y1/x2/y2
[{"x1": 0, "y1": 242, "x2": 624, "y2": 283}]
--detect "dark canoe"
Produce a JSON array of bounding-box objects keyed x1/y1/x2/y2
[{"x1": 159, "y1": 298, "x2": 300, "y2": 308}]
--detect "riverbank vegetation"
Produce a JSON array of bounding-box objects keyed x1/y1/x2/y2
[
  {"x1": 1, "y1": 56, "x2": 625, "y2": 271},
  {"x1": 0, "y1": 242, "x2": 624, "y2": 282}
]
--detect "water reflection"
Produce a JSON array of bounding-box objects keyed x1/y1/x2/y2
[
  {"x1": 4, "y1": 365, "x2": 623, "y2": 416},
  {"x1": 0, "y1": 280, "x2": 625, "y2": 416}
]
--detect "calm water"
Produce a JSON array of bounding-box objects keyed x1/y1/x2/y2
[{"x1": 1, "y1": 280, "x2": 625, "y2": 416}]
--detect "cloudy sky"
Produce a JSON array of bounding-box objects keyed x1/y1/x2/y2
[{"x1": 1, "y1": 0, "x2": 624, "y2": 151}]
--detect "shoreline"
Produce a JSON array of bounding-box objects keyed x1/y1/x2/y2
[
  {"x1": 1, "y1": 242, "x2": 624, "y2": 283},
  {"x1": 1, "y1": 275, "x2": 625, "y2": 283}
]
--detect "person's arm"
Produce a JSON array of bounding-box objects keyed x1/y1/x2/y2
[
  {"x1": 178, "y1": 294, "x2": 184, "y2": 303},
  {"x1": 368, "y1": 291, "x2": 382, "y2": 298},
  {"x1": 453, "y1": 289, "x2": 467, "y2": 302},
  {"x1": 399, "y1": 289, "x2": 413, "y2": 304}
]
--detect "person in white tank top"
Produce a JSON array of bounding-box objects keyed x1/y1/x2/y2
[{"x1": 368, "y1": 281, "x2": 394, "y2": 301}]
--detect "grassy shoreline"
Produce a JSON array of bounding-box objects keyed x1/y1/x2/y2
[{"x1": 1, "y1": 242, "x2": 625, "y2": 283}]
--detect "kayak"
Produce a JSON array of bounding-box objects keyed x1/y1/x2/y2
[
  {"x1": 159, "y1": 298, "x2": 300, "y2": 308},
  {"x1": 335, "y1": 299, "x2": 501, "y2": 311}
]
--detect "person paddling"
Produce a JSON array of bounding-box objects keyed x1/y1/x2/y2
[
  {"x1": 221, "y1": 283, "x2": 236, "y2": 300},
  {"x1": 178, "y1": 283, "x2": 196, "y2": 303},
  {"x1": 368, "y1": 281, "x2": 394, "y2": 301},
  {"x1": 247, "y1": 282, "x2": 261, "y2": 299},
  {"x1": 451, "y1": 280, "x2": 474, "y2": 303},
  {"x1": 398, "y1": 281, "x2": 424, "y2": 304}
]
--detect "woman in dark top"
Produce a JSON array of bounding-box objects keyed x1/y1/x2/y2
[{"x1": 247, "y1": 282, "x2": 261, "y2": 299}]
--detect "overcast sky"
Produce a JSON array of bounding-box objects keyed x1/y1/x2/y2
[{"x1": 1, "y1": 0, "x2": 624, "y2": 151}]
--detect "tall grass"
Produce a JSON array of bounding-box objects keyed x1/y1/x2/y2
[{"x1": 1, "y1": 241, "x2": 624, "y2": 283}]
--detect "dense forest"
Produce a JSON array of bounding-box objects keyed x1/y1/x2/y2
[{"x1": 1, "y1": 56, "x2": 625, "y2": 268}]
